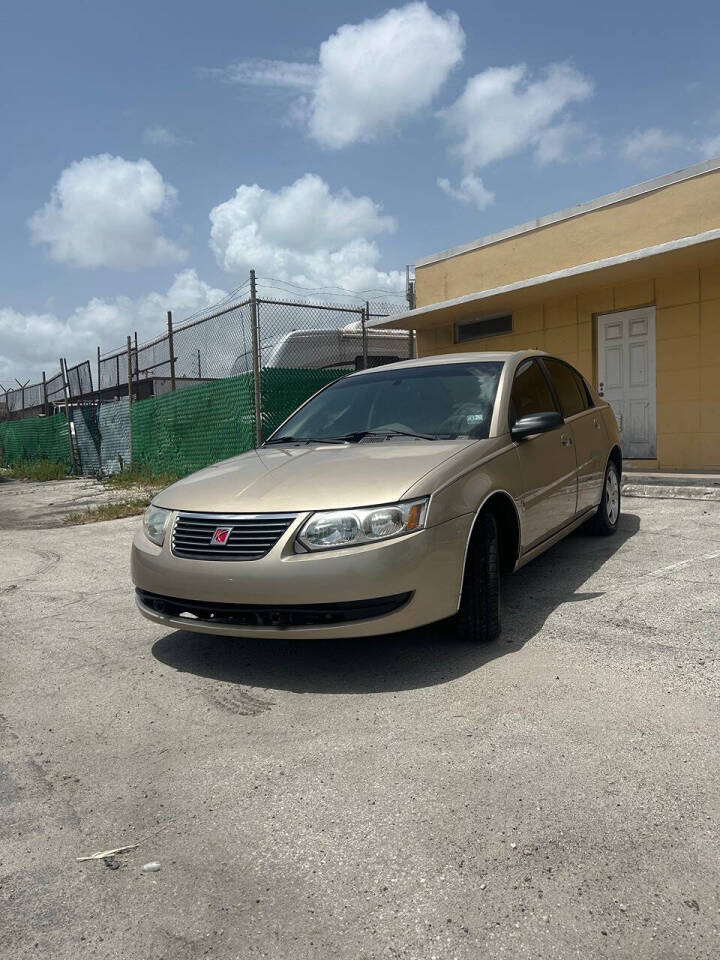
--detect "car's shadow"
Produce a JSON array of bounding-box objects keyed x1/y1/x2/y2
[{"x1": 151, "y1": 513, "x2": 640, "y2": 694}]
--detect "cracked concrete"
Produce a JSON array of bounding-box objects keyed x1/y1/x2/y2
[{"x1": 0, "y1": 477, "x2": 157, "y2": 529}]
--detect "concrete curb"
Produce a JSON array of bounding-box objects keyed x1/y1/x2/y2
[{"x1": 622, "y1": 483, "x2": 720, "y2": 501}]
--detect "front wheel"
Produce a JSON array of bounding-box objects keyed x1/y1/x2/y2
[
  {"x1": 587, "y1": 460, "x2": 621, "y2": 536},
  {"x1": 455, "y1": 511, "x2": 501, "y2": 643}
]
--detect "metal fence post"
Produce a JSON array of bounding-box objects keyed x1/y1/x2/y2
[
  {"x1": 362, "y1": 301, "x2": 369, "y2": 370},
  {"x1": 15, "y1": 379, "x2": 27, "y2": 414},
  {"x1": 249, "y1": 269, "x2": 263, "y2": 446},
  {"x1": 96, "y1": 347, "x2": 101, "y2": 403},
  {"x1": 59, "y1": 358, "x2": 80, "y2": 472},
  {"x1": 126, "y1": 336, "x2": 134, "y2": 468},
  {"x1": 134, "y1": 331, "x2": 140, "y2": 397},
  {"x1": 42, "y1": 371, "x2": 48, "y2": 415},
  {"x1": 167, "y1": 311, "x2": 176, "y2": 391}
]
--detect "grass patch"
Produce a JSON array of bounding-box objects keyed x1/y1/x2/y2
[
  {"x1": 103, "y1": 466, "x2": 179, "y2": 490},
  {"x1": 2, "y1": 459, "x2": 71, "y2": 481},
  {"x1": 63, "y1": 498, "x2": 150, "y2": 525}
]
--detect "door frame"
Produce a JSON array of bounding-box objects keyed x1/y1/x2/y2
[{"x1": 596, "y1": 306, "x2": 657, "y2": 459}]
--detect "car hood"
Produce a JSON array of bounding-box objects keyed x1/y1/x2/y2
[{"x1": 153, "y1": 439, "x2": 482, "y2": 513}]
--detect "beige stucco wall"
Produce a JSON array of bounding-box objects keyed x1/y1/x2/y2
[
  {"x1": 415, "y1": 264, "x2": 720, "y2": 470},
  {"x1": 416, "y1": 168, "x2": 720, "y2": 307}
]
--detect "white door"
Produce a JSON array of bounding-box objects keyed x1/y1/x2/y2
[{"x1": 597, "y1": 307, "x2": 656, "y2": 458}]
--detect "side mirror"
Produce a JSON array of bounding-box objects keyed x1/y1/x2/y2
[{"x1": 511, "y1": 410, "x2": 563, "y2": 441}]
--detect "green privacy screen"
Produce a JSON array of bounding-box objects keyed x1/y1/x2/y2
[
  {"x1": 132, "y1": 375, "x2": 255, "y2": 477},
  {"x1": 0, "y1": 413, "x2": 73, "y2": 468},
  {"x1": 259, "y1": 367, "x2": 348, "y2": 440},
  {"x1": 0, "y1": 369, "x2": 348, "y2": 478},
  {"x1": 132, "y1": 369, "x2": 347, "y2": 477}
]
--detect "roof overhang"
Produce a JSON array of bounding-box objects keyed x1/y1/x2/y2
[{"x1": 372, "y1": 229, "x2": 720, "y2": 331}]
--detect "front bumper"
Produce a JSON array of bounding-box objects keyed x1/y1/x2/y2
[{"x1": 131, "y1": 512, "x2": 473, "y2": 638}]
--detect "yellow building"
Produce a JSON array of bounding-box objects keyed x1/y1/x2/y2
[{"x1": 379, "y1": 159, "x2": 720, "y2": 470}]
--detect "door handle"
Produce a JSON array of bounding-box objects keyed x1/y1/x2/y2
[
  {"x1": 593, "y1": 417, "x2": 600, "y2": 430},
  {"x1": 560, "y1": 433, "x2": 573, "y2": 447}
]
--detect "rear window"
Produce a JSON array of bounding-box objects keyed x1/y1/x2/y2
[{"x1": 543, "y1": 358, "x2": 587, "y2": 418}]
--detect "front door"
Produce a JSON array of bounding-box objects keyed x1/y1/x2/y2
[
  {"x1": 597, "y1": 307, "x2": 656, "y2": 458},
  {"x1": 510, "y1": 358, "x2": 578, "y2": 550}
]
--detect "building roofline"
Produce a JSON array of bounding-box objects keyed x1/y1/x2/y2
[
  {"x1": 416, "y1": 156, "x2": 720, "y2": 269},
  {"x1": 373, "y1": 227, "x2": 720, "y2": 329}
]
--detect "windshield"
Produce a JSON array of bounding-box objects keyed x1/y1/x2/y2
[{"x1": 268, "y1": 361, "x2": 504, "y2": 442}]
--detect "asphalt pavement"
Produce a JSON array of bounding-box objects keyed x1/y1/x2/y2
[{"x1": 1, "y1": 479, "x2": 718, "y2": 959}]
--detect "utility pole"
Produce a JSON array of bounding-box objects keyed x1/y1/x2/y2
[
  {"x1": 249, "y1": 269, "x2": 262, "y2": 446},
  {"x1": 406, "y1": 265, "x2": 416, "y2": 360}
]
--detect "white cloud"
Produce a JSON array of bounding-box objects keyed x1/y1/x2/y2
[
  {"x1": 700, "y1": 133, "x2": 720, "y2": 158},
  {"x1": 28, "y1": 154, "x2": 187, "y2": 270},
  {"x1": 441, "y1": 62, "x2": 594, "y2": 170},
  {"x1": 209, "y1": 173, "x2": 403, "y2": 291},
  {"x1": 310, "y1": 2, "x2": 464, "y2": 148},
  {"x1": 621, "y1": 127, "x2": 687, "y2": 167},
  {"x1": 0, "y1": 270, "x2": 225, "y2": 385},
  {"x1": 200, "y1": 59, "x2": 317, "y2": 91},
  {"x1": 437, "y1": 173, "x2": 494, "y2": 209},
  {"x1": 143, "y1": 125, "x2": 191, "y2": 147},
  {"x1": 204, "y1": 3, "x2": 464, "y2": 148}
]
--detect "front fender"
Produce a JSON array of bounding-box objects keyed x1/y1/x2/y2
[{"x1": 419, "y1": 442, "x2": 522, "y2": 528}]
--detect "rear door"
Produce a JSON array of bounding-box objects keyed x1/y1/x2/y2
[
  {"x1": 541, "y1": 358, "x2": 606, "y2": 515},
  {"x1": 510, "y1": 359, "x2": 578, "y2": 550}
]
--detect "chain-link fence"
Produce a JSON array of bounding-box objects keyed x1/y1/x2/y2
[
  {"x1": 253, "y1": 290, "x2": 413, "y2": 442},
  {"x1": 1, "y1": 367, "x2": 66, "y2": 419},
  {"x1": 1, "y1": 270, "x2": 413, "y2": 475}
]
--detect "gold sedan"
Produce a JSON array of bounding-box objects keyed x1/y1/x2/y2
[{"x1": 132, "y1": 351, "x2": 621, "y2": 642}]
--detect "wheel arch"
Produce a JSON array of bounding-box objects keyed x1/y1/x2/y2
[
  {"x1": 459, "y1": 491, "x2": 521, "y2": 607},
  {"x1": 607, "y1": 444, "x2": 622, "y2": 480}
]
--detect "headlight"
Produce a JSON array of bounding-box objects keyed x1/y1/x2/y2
[
  {"x1": 297, "y1": 498, "x2": 428, "y2": 552},
  {"x1": 143, "y1": 505, "x2": 170, "y2": 546}
]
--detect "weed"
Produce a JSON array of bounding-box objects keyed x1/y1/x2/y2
[
  {"x1": 103, "y1": 466, "x2": 179, "y2": 491},
  {"x1": 2, "y1": 459, "x2": 71, "y2": 481},
  {"x1": 63, "y1": 498, "x2": 150, "y2": 525}
]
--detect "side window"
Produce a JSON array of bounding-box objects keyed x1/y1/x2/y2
[
  {"x1": 571, "y1": 368, "x2": 594, "y2": 409},
  {"x1": 543, "y1": 358, "x2": 586, "y2": 418},
  {"x1": 510, "y1": 360, "x2": 557, "y2": 424}
]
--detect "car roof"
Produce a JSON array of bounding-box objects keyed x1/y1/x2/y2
[{"x1": 346, "y1": 349, "x2": 549, "y2": 377}]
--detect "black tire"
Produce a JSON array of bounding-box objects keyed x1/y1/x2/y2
[
  {"x1": 455, "y1": 511, "x2": 501, "y2": 643},
  {"x1": 587, "y1": 460, "x2": 621, "y2": 536}
]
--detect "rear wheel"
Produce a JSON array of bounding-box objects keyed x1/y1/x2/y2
[
  {"x1": 587, "y1": 460, "x2": 621, "y2": 536},
  {"x1": 456, "y1": 511, "x2": 501, "y2": 643}
]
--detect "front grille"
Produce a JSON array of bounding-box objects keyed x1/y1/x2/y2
[
  {"x1": 137, "y1": 589, "x2": 412, "y2": 627},
  {"x1": 171, "y1": 512, "x2": 297, "y2": 560}
]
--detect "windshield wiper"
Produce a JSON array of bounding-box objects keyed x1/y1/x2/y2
[
  {"x1": 266, "y1": 429, "x2": 455, "y2": 445},
  {"x1": 264, "y1": 436, "x2": 347, "y2": 445},
  {"x1": 337, "y1": 429, "x2": 454, "y2": 442}
]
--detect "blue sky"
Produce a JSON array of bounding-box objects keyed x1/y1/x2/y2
[{"x1": 2, "y1": 0, "x2": 719, "y2": 382}]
